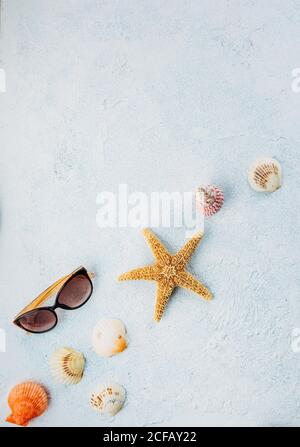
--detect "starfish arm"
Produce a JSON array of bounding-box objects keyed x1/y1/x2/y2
[
  {"x1": 143, "y1": 228, "x2": 171, "y2": 264},
  {"x1": 175, "y1": 270, "x2": 212, "y2": 301},
  {"x1": 172, "y1": 232, "x2": 203, "y2": 268},
  {"x1": 154, "y1": 280, "x2": 175, "y2": 322},
  {"x1": 118, "y1": 265, "x2": 158, "y2": 281}
]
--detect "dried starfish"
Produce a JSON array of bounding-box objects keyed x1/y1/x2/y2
[{"x1": 118, "y1": 229, "x2": 212, "y2": 321}]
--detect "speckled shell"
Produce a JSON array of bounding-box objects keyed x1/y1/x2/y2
[
  {"x1": 6, "y1": 381, "x2": 48, "y2": 426},
  {"x1": 196, "y1": 185, "x2": 224, "y2": 216},
  {"x1": 248, "y1": 158, "x2": 282, "y2": 192},
  {"x1": 50, "y1": 347, "x2": 85, "y2": 385},
  {"x1": 90, "y1": 382, "x2": 126, "y2": 416},
  {"x1": 92, "y1": 319, "x2": 127, "y2": 357}
]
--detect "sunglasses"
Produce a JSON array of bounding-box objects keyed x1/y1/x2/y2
[{"x1": 13, "y1": 267, "x2": 94, "y2": 334}]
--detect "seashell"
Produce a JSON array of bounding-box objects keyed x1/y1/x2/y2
[
  {"x1": 6, "y1": 381, "x2": 48, "y2": 426},
  {"x1": 50, "y1": 347, "x2": 85, "y2": 385},
  {"x1": 92, "y1": 319, "x2": 127, "y2": 357},
  {"x1": 90, "y1": 382, "x2": 126, "y2": 416},
  {"x1": 196, "y1": 185, "x2": 224, "y2": 216},
  {"x1": 248, "y1": 158, "x2": 282, "y2": 192}
]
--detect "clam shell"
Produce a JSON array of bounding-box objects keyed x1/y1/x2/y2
[
  {"x1": 248, "y1": 158, "x2": 282, "y2": 192},
  {"x1": 50, "y1": 347, "x2": 85, "y2": 385},
  {"x1": 196, "y1": 185, "x2": 224, "y2": 216},
  {"x1": 90, "y1": 382, "x2": 126, "y2": 416},
  {"x1": 92, "y1": 319, "x2": 127, "y2": 357},
  {"x1": 6, "y1": 381, "x2": 48, "y2": 426}
]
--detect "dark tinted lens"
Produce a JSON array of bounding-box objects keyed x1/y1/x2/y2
[
  {"x1": 57, "y1": 274, "x2": 92, "y2": 309},
  {"x1": 17, "y1": 309, "x2": 57, "y2": 333}
]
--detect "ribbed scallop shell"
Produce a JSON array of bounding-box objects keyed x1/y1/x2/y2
[
  {"x1": 50, "y1": 347, "x2": 85, "y2": 385},
  {"x1": 90, "y1": 382, "x2": 126, "y2": 416},
  {"x1": 196, "y1": 185, "x2": 224, "y2": 216},
  {"x1": 248, "y1": 158, "x2": 282, "y2": 192},
  {"x1": 6, "y1": 381, "x2": 48, "y2": 426},
  {"x1": 92, "y1": 319, "x2": 127, "y2": 357}
]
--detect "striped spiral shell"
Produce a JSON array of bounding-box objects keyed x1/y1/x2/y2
[{"x1": 196, "y1": 185, "x2": 224, "y2": 216}]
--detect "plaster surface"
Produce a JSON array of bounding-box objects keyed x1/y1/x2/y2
[{"x1": 0, "y1": 0, "x2": 300, "y2": 427}]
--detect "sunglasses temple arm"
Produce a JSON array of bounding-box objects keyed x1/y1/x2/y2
[{"x1": 14, "y1": 273, "x2": 71, "y2": 319}]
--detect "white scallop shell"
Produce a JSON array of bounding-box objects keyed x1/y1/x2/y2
[
  {"x1": 248, "y1": 158, "x2": 282, "y2": 192},
  {"x1": 50, "y1": 347, "x2": 85, "y2": 385},
  {"x1": 90, "y1": 382, "x2": 126, "y2": 416},
  {"x1": 92, "y1": 319, "x2": 127, "y2": 357}
]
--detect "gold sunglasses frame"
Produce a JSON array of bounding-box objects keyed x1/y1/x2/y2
[{"x1": 13, "y1": 267, "x2": 95, "y2": 332}]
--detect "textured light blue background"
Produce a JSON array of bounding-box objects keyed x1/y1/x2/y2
[{"x1": 1, "y1": 0, "x2": 300, "y2": 427}]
